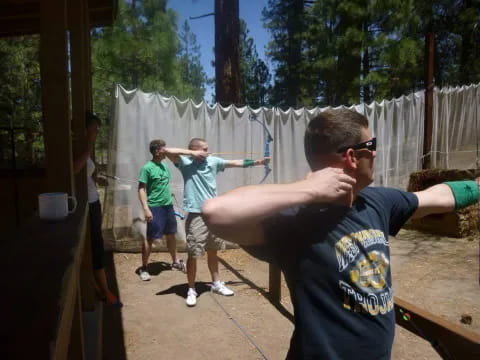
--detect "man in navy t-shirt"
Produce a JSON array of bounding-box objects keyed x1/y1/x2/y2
[{"x1": 201, "y1": 108, "x2": 479, "y2": 359}]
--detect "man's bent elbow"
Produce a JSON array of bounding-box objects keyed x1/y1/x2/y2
[
  {"x1": 203, "y1": 200, "x2": 235, "y2": 240},
  {"x1": 202, "y1": 199, "x2": 224, "y2": 230},
  {"x1": 203, "y1": 198, "x2": 264, "y2": 246}
]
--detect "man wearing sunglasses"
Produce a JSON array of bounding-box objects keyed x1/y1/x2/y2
[{"x1": 201, "y1": 108, "x2": 479, "y2": 359}]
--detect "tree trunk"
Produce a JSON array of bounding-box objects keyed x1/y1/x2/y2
[
  {"x1": 215, "y1": 0, "x2": 240, "y2": 106},
  {"x1": 361, "y1": 19, "x2": 370, "y2": 104},
  {"x1": 423, "y1": 32, "x2": 434, "y2": 169},
  {"x1": 362, "y1": 44, "x2": 370, "y2": 104}
]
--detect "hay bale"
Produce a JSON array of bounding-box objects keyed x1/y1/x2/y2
[{"x1": 406, "y1": 169, "x2": 480, "y2": 238}]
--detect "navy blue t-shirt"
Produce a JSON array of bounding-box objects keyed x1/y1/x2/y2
[{"x1": 244, "y1": 187, "x2": 418, "y2": 360}]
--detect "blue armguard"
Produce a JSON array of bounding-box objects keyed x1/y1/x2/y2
[{"x1": 443, "y1": 180, "x2": 479, "y2": 209}]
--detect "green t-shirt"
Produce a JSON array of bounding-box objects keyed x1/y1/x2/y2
[{"x1": 138, "y1": 160, "x2": 173, "y2": 207}]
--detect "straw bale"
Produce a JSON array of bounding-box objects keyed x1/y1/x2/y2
[{"x1": 406, "y1": 169, "x2": 480, "y2": 238}]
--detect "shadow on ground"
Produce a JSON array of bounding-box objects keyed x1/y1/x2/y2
[
  {"x1": 103, "y1": 250, "x2": 294, "y2": 360},
  {"x1": 103, "y1": 251, "x2": 127, "y2": 360},
  {"x1": 135, "y1": 260, "x2": 171, "y2": 276},
  {"x1": 155, "y1": 280, "x2": 244, "y2": 299},
  {"x1": 218, "y1": 256, "x2": 294, "y2": 323}
]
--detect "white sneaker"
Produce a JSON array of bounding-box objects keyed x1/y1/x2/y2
[
  {"x1": 186, "y1": 288, "x2": 197, "y2": 307},
  {"x1": 211, "y1": 281, "x2": 234, "y2": 296},
  {"x1": 139, "y1": 269, "x2": 151, "y2": 281}
]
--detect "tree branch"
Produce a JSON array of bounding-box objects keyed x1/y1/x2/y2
[{"x1": 189, "y1": 12, "x2": 215, "y2": 20}]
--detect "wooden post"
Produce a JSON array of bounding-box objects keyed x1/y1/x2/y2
[
  {"x1": 214, "y1": 0, "x2": 240, "y2": 106},
  {"x1": 68, "y1": 0, "x2": 97, "y2": 316},
  {"x1": 67, "y1": 283, "x2": 86, "y2": 360},
  {"x1": 69, "y1": 0, "x2": 90, "y2": 204},
  {"x1": 423, "y1": 32, "x2": 434, "y2": 169},
  {"x1": 85, "y1": 10, "x2": 93, "y2": 111},
  {"x1": 269, "y1": 263, "x2": 281, "y2": 302},
  {"x1": 80, "y1": 216, "x2": 96, "y2": 311},
  {"x1": 40, "y1": 0, "x2": 74, "y2": 194}
]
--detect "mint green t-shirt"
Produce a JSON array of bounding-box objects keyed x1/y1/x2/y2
[
  {"x1": 175, "y1": 155, "x2": 226, "y2": 213},
  {"x1": 138, "y1": 160, "x2": 173, "y2": 207}
]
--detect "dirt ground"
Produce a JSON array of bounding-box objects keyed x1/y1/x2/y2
[{"x1": 103, "y1": 229, "x2": 480, "y2": 360}]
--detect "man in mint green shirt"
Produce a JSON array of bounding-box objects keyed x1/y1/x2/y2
[
  {"x1": 169, "y1": 137, "x2": 269, "y2": 306},
  {"x1": 138, "y1": 139, "x2": 207, "y2": 281}
]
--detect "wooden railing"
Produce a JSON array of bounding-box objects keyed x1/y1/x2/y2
[
  {"x1": 395, "y1": 297, "x2": 480, "y2": 359},
  {"x1": 0, "y1": 201, "x2": 95, "y2": 360}
]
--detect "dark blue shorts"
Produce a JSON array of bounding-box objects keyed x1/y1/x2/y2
[{"x1": 146, "y1": 205, "x2": 177, "y2": 240}]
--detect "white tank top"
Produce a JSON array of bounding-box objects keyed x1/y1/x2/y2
[{"x1": 87, "y1": 157, "x2": 99, "y2": 203}]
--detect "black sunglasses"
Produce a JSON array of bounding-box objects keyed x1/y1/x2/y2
[{"x1": 336, "y1": 137, "x2": 376, "y2": 153}]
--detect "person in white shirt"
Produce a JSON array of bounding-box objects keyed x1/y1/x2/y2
[{"x1": 74, "y1": 111, "x2": 121, "y2": 307}]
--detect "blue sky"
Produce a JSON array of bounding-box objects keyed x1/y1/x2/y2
[{"x1": 168, "y1": 0, "x2": 271, "y2": 102}]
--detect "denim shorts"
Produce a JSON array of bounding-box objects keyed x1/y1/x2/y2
[{"x1": 146, "y1": 205, "x2": 177, "y2": 240}]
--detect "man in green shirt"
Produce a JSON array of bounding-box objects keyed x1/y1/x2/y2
[{"x1": 138, "y1": 139, "x2": 207, "y2": 281}]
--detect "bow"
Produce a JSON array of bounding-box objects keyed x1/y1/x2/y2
[
  {"x1": 249, "y1": 113, "x2": 273, "y2": 184},
  {"x1": 171, "y1": 193, "x2": 185, "y2": 220}
]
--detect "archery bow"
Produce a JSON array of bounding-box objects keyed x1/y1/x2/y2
[{"x1": 249, "y1": 113, "x2": 273, "y2": 184}]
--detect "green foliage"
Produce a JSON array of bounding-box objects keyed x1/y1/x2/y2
[
  {"x1": 263, "y1": 0, "x2": 480, "y2": 107},
  {"x1": 301, "y1": 0, "x2": 423, "y2": 106},
  {"x1": 263, "y1": 0, "x2": 307, "y2": 108},
  {"x1": 91, "y1": 0, "x2": 209, "y2": 157},
  {"x1": 177, "y1": 20, "x2": 208, "y2": 103},
  {"x1": 239, "y1": 19, "x2": 271, "y2": 107},
  {"x1": 430, "y1": 0, "x2": 480, "y2": 86},
  {"x1": 92, "y1": 0, "x2": 182, "y2": 116},
  {"x1": 0, "y1": 35, "x2": 43, "y2": 168},
  {"x1": 0, "y1": 1, "x2": 210, "y2": 166}
]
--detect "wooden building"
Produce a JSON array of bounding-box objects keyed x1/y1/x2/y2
[{"x1": 0, "y1": 1, "x2": 117, "y2": 359}]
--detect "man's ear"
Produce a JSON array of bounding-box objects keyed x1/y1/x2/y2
[{"x1": 344, "y1": 149, "x2": 358, "y2": 170}]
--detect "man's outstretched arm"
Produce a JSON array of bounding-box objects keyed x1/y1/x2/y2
[
  {"x1": 412, "y1": 179, "x2": 479, "y2": 219},
  {"x1": 224, "y1": 157, "x2": 270, "y2": 168},
  {"x1": 164, "y1": 147, "x2": 207, "y2": 164},
  {"x1": 202, "y1": 168, "x2": 356, "y2": 246}
]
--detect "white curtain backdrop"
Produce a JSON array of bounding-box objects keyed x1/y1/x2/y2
[
  {"x1": 104, "y1": 83, "x2": 477, "y2": 246},
  {"x1": 431, "y1": 83, "x2": 480, "y2": 169}
]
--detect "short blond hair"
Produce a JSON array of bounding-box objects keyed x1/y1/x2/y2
[{"x1": 188, "y1": 137, "x2": 206, "y2": 150}]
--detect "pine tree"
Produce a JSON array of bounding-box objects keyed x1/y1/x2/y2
[
  {"x1": 90, "y1": 0, "x2": 209, "y2": 156},
  {"x1": 91, "y1": 0, "x2": 204, "y2": 118},
  {"x1": 263, "y1": 0, "x2": 307, "y2": 108},
  {"x1": 303, "y1": 0, "x2": 423, "y2": 106},
  {"x1": 421, "y1": 0, "x2": 480, "y2": 86},
  {"x1": 178, "y1": 20, "x2": 208, "y2": 103},
  {"x1": 455, "y1": 0, "x2": 480, "y2": 84},
  {"x1": 239, "y1": 19, "x2": 271, "y2": 107},
  {"x1": 362, "y1": 0, "x2": 423, "y2": 100}
]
